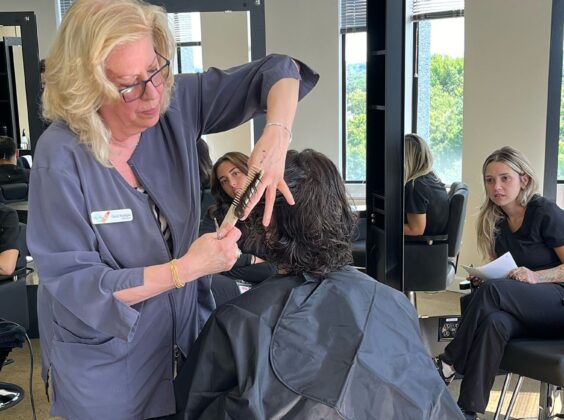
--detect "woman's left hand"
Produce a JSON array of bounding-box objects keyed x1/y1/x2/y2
[
  {"x1": 244, "y1": 125, "x2": 294, "y2": 226},
  {"x1": 508, "y1": 266, "x2": 540, "y2": 284}
]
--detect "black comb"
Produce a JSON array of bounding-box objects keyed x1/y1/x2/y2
[{"x1": 220, "y1": 167, "x2": 264, "y2": 228}]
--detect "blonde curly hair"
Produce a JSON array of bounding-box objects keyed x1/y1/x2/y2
[{"x1": 42, "y1": 0, "x2": 175, "y2": 165}]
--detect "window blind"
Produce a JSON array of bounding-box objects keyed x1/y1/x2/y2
[
  {"x1": 59, "y1": 0, "x2": 74, "y2": 18},
  {"x1": 340, "y1": 0, "x2": 366, "y2": 33},
  {"x1": 168, "y1": 13, "x2": 201, "y2": 44},
  {"x1": 412, "y1": 0, "x2": 464, "y2": 21}
]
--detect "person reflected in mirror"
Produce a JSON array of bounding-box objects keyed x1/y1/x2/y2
[
  {"x1": 0, "y1": 203, "x2": 21, "y2": 276},
  {"x1": 200, "y1": 151, "x2": 277, "y2": 285},
  {"x1": 403, "y1": 133, "x2": 449, "y2": 236},
  {"x1": 434, "y1": 146, "x2": 564, "y2": 420},
  {"x1": 0, "y1": 136, "x2": 30, "y2": 185},
  {"x1": 172, "y1": 149, "x2": 464, "y2": 420}
]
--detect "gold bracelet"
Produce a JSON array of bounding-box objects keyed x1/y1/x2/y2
[
  {"x1": 265, "y1": 122, "x2": 292, "y2": 143},
  {"x1": 170, "y1": 259, "x2": 183, "y2": 289}
]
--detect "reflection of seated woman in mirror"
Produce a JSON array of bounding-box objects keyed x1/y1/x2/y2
[
  {"x1": 404, "y1": 134, "x2": 449, "y2": 236},
  {"x1": 200, "y1": 152, "x2": 276, "y2": 285},
  {"x1": 435, "y1": 146, "x2": 564, "y2": 420},
  {"x1": 172, "y1": 149, "x2": 464, "y2": 420},
  {"x1": 0, "y1": 203, "x2": 22, "y2": 276}
]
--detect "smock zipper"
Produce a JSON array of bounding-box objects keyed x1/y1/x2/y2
[{"x1": 129, "y1": 161, "x2": 178, "y2": 378}]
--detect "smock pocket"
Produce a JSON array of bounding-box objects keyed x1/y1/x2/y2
[{"x1": 50, "y1": 332, "x2": 130, "y2": 418}]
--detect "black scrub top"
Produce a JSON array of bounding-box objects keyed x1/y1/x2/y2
[
  {"x1": 495, "y1": 195, "x2": 564, "y2": 271},
  {"x1": 405, "y1": 172, "x2": 449, "y2": 235},
  {"x1": 0, "y1": 203, "x2": 22, "y2": 269}
]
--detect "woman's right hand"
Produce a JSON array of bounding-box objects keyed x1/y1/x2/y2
[
  {"x1": 466, "y1": 275, "x2": 484, "y2": 288},
  {"x1": 180, "y1": 226, "x2": 242, "y2": 280}
]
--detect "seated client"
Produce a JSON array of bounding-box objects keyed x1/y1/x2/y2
[{"x1": 172, "y1": 149, "x2": 463, "y2": 420}]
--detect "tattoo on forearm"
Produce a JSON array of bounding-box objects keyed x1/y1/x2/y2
[{"x1": 537, "y1": 265, "x2": 564, "y2": 283}]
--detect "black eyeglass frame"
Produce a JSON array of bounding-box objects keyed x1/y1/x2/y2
[{"x1": 118, "y1": 51, "x2": 171, "y2": 103}]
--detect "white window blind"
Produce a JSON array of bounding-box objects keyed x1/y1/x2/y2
[
  {"x1": 412, "y1": 0, "x2": 464, "y2": 21},
  {"x1": 59, "y1": 0, "x2": 74, "y2": 18},
  {"x1": 340, "y1": 0, "x2": 366, "y2": 33},
  {"x1": 168, "y1": 13, "x2": 201, "y2": 44}
]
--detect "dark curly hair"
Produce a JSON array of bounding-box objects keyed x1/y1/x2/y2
[{"x1": 259, "y1": 149, "x2": 356, "y2": 277}]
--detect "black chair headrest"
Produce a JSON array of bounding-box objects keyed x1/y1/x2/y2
[{"x1": 447, "y1": 182, "x2": 469, "y2": 257}]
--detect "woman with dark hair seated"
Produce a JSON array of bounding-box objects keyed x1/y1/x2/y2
[
  {"x1": 200, "y1": 151, "x2": 276, "y2": 285},
  {"x1": 435, "y1": 146, "x2": 564, "y2": 420},
  {"x1": 172, "y1": 149, "x2": 464, "y2": 420}
]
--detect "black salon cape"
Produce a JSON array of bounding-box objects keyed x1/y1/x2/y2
[{"x1": 172, "y1": 267, "x2": 463, "y2": 420}]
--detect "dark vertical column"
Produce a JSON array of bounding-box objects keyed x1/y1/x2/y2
[
  {"x1": 0, "y1": 39, "x2": 19, "y2": 142},
  {"x1": 249, "y1": 5, "x2": 266, "y2": 144},
  {"x1": 544, "y1": 0, "x2": 564, "y2": 200},
  {"x1": 19, "y1": 13, "x2": 41, "y2": 155},
  {"x1": 365, "y1": 0, "x2": 405, "y2": 291}
]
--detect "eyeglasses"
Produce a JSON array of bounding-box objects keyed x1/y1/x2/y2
[{"x1": 118, "y1": 51, "x2": 170, "y2": 103}]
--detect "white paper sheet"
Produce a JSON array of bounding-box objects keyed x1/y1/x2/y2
[{"x1": 461, "y1": 252, "x2": 518, "y2": 280}]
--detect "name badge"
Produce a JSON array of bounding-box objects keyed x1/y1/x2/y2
[{"x1": 90, "y1": 209, "x2": 133, "y2": 225}]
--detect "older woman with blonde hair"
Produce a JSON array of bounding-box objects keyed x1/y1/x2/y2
[
  {"x1": 403, "y1": 133, "x2": 449, "y2": 236},
  {"x1": 434, "y1": 146, "x2": 564, "y2": 420},
  {"x1": 28, "y1": 0, "x2": 318, "y2": 418}
]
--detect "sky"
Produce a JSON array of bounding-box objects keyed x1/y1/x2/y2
[
  {"x1": 430, "y1": 17, "x2": 464, "y2": 58},
  {"x1": 345, "y1": 17, "x2": 464, "y2": 64}
]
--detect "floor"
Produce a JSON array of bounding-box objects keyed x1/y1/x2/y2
[{"x1": 1, "y1": 290, "x2": 561, "y2": 419}]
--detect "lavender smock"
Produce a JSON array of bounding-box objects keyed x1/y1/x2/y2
[{"x1": 27, "y1": 54, "x2": 319, "y2": 420}]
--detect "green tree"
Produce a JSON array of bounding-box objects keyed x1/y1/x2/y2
[
  {"x1": 428, "y1": 54, "x2": 464, "y2": 182},
  {"x1": 345, "y1": 64, "x2": 367, "y2": 180},
  {"x1": 347, "y1": 111, "x2": 366, "y2": 181}
]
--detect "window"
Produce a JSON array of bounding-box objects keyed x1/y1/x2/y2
[
  {"x1": 168, "y1": 13, "x2": 203, "y2": 74},
  {"x1": 343, "y1": 32, "x2": 367, "y2": 182},
  {"x1": 414, "y1": 18, "x2": 464, "y2": 185},
  {"x1": 412, "y1": 0, "x2": 464, "y2": 185},
  {"x1": 58, "y1": 0, "x2": 74, "y2": 20},
  {"x1": 56, "y1": 3, "x2": 203, "y2": 75},
  {"x1": 340, "y1": 0, "x2": 367, "y2": 182}
]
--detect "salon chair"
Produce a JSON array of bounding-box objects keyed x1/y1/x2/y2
[
  {"x1": 493, "y1": 339, "x2": 564, "y2": 420},
  {"x1": 404, "y1": 182, "x2": 469, "y2": 306},
  {"x1": 0, "y1": 222, "x2": 33, "y2": 411},
  {"x1": 352, "y1": 216, "x2": 367, "y2": 268},
  {"x1": 16, "y1": 156, "x2": 32, "y2": 170},
  {"x1": 0, "y1": 183, "x2": 28, "y2": 203}
]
